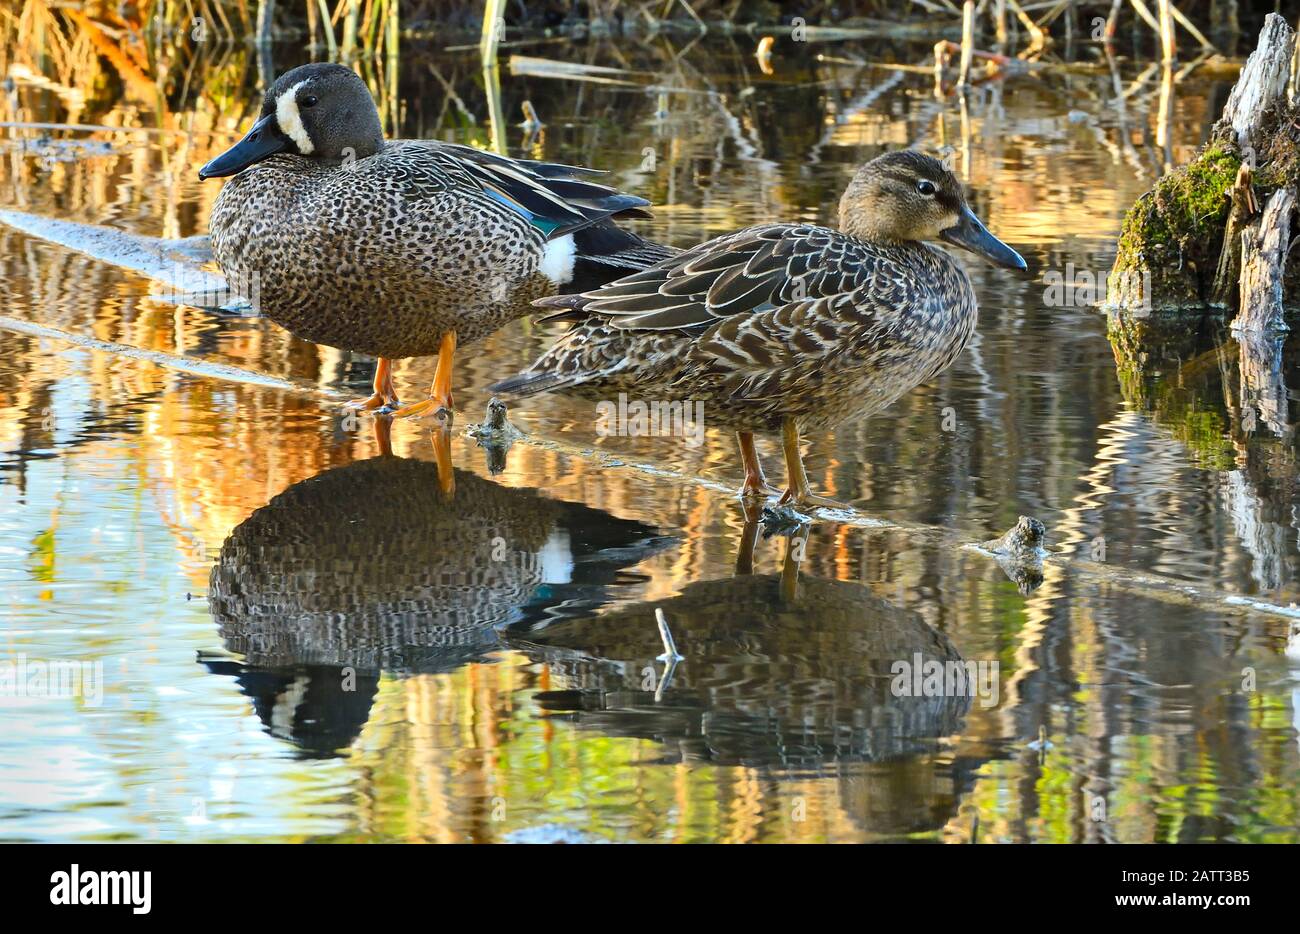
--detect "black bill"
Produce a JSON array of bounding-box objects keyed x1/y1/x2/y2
[
  {"x1": 940, "y1": 205, "x2": 1028, "y2": 272},
  {"x1": 199, "y1": 114, "x2": 289, "y2": 180}
]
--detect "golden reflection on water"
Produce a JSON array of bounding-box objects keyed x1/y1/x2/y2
[{"x1": 3, "y1": 12, "x2": 1300, "y2": 842}]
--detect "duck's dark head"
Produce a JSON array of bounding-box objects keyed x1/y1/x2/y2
[
  {"x1": 199, "y1": 63, "x2": 383, "y2": 179},
  {"x1": 838, "y1": 150, "x2": 1027, "y2": 271}
]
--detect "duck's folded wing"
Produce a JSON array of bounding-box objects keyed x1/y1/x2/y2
[
  {"x1": 535, "y1": 224, "x2": 875, "y2": 328},
  {"x1": 404, "y1": 141, "x2": 651, "y2": 238},
  {"x1": 532, "y1": 224, "x2": 912, "y2": 396}
]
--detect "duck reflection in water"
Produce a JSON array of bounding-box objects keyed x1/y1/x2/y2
[
  {"x1": 202, "y1": 423, "x2": 670, "y2": 757},
  {"x1": 509, "y1": 504, "x2": 983, "y2": 837}
]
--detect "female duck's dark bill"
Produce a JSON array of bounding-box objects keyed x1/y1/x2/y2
[
  {"x1": 940, "y1": 205, "x2": 1028, "y2": 272},
  {"x1": 199, "y1": 114, "x2": 290, "y2": 180}
]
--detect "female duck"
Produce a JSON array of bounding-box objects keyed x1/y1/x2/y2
[
  {"x1": 491, "y1": 150, "x2": 1026, "y2": 508},
  {"x1": 200, "y1": 63, "x2": 670, "y2": 417}
]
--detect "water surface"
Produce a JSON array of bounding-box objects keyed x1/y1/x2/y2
[{"x1": 2, "y1": 33, "x2": 1299, "y2": 842}]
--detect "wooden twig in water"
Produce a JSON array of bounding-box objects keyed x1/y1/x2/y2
[
  {"x1": 653, "y1": 607, "x2": 683, "y2": 701},
  {"x1": 654, "y1": 608, "x2": 684, "y2": 662},
  {"x1": 908, "y1": 0, "x2": 960, "y2": 14},
  {"x1": 1127, "y1": 0, "x2": 1160, "y2": 32},
  {"x1": 340, "y1": 0, "x2": 360, "y2": 58},
  {"x1": 1134, "y1": 0, "x2": 1218, "y2": 59},
  {"x1": 315, "y1": 0, "x2": 338, "y2": 58},
  {"x1": 480, "y1": 0, "x2": 506, "y2": 63},
  {"x1": 1003, "y1": 0, "x2": 1047, "y2": 52},
  {"x1": 957, "y1": 0, "x2": 975, "y2": 88},
  {"x1": 0, "y1": 120, "x2": 238, "y2": 137},
  {"x1": 306, "y1": 0, "x2": 319, "y2": 49},
  {"x1": 1157, "y1": 0, "x2": 1176, "y2": 64},
  {"x1": 670, "y1": 0, "x2": 707, "y2": 32},
  {"x1": 1104, "y1": 0, "x2": 1122, "y2": 42},
  {"x1": 508, "y1": 56, "x2": 643, "y2": 86},
  {"x1": 1033, "y1": 0, "x2": 1071, "y2": 29},
  {"x1": 933, "y1": 39, "x2": 1011, "y2": 92},
  {"x1": 1168, "y1": 2, "x2": 1216, "y2": 53},
  {"x1": 518, "y1": 100, "x2": 544, "y2": 132}
]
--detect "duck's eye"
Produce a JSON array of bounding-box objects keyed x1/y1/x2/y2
[
  {"x1": 301, "y1": 95, "x2": 319, "y2": 108},
  {"x1": 916, "y1": 179, "x2": 937, "y2": 196}
]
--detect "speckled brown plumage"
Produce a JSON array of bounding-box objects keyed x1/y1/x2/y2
[
  {"x1": 496, "y1": 221, "x2": 977, "y2": 433},
  {"x1": 492, "y1": 150, "x2": 1025, "y2": 505},
  {"x1": 211, "y1": 141, "x2": 646, "y2": 359},
  {"x1": 209, "y1": 455, "x2": 667, "y2": 673},
  {"x1": 203, "y1": 63, "x2": 672, "y2": 368}
]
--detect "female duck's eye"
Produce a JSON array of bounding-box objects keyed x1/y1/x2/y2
[
  {"x1": 916, "y1": 179, "x2": 937, "y2": 196},
  {"x1": 301, "y1": 95, "x2": 319, "y2": 108}
]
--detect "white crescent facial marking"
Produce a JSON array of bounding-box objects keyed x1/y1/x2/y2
[{"x1": 275, "y1": 80, "x2": 314, "y2": 155}]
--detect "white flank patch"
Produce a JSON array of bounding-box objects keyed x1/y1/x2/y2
[
  {"x1": 538, "y1": 529, "x2": 575, "y2": 584},
  {"x1": 275, "y1": 81, "x2": 315, "y2": 155},
  {"x1": 539, "y1": 234, "x2": 576, "y2": 286}
]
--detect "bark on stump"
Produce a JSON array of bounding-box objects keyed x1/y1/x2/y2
[{"x1": 1234, "y1": 186, "x2": 1295, "y2": 332}]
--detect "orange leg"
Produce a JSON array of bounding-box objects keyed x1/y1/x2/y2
[
  {"x1": 344, "y1": 357, "x2": 399, "y2": 411},
  {"x1": 430, "y1": 420, "x2": 456, "y2": 499},
  {"x1": 389, "y1": 331, "x2": 456, "y2": 422},
  {"x1": 776, "y1": 417, "x2": 849, "y2": 510},
  {"x1": 734, "y1": 498, "x2": 764, "y2": 575},
  {"x1": 372, "y1": 415, "x2": 394, "y2": 457},
  {"x1": 779, "y1": 524, "x2": 810, "y2": 603},
  {"x1": 737, "y1": 432, "x2": 782, "y2": 499}
]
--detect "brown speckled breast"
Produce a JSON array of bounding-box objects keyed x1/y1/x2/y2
[{"x1": 208, "y1": 142, "x2": 552, "y2": 359}]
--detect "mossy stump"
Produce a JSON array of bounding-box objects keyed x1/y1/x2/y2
[{"x1": 1107, "y1": 14, "x2": 1300, "y2": 315}]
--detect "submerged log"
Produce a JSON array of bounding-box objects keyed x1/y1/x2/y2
[{"x1": 1107, "y1": 14, "x2": 1300, "y2": 314}]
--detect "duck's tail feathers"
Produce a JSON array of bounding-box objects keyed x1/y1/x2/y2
[
  {"x1": 565, "y1": 222, "x2": 678, "y2": 293},
  {"x1": 445, "y1": 143, "x2": 651, "y2": 235},
  {"x1": 490, "y1": 318, "x2": 628, "y2": 399},
  {"x1": 531, "y1": 295, "x2": 600, "y2": 329},
  {"x1": 487, "y1": 369, "x2": 573, "y2": 399}
]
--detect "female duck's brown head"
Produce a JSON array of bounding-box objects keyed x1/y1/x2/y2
[
  {"x1": 838, "y1": 150, "x2": 1027, "y2": 271},
  {"x1": 199, "y1": 63, "x2": 383, "y2": 179}
]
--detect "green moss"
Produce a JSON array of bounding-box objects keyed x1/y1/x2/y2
[
  {"x1": 1110, "y1": 96, "x2": 1300, "y2": 311},
  {"x1": 1172, "y1": 143, "x2": 1243, "y2": 233},
  {"x1": 1111, "y1": 143, "x2": 1239, "y2": 299},
  {"x1": 1137, "y1": 143, "x2": 1236, "y2": 237},
  {"x1": 1107, "y1": 313, "x2": 1237, "y2": 469}
]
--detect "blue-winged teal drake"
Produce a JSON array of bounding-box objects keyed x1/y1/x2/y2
[
  {"x1": 491, "y1": 150, "x2": 1026, "y2": 508},
  {"x1": 200, "y1": 63, "x2": 671, "y2": 419}
]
